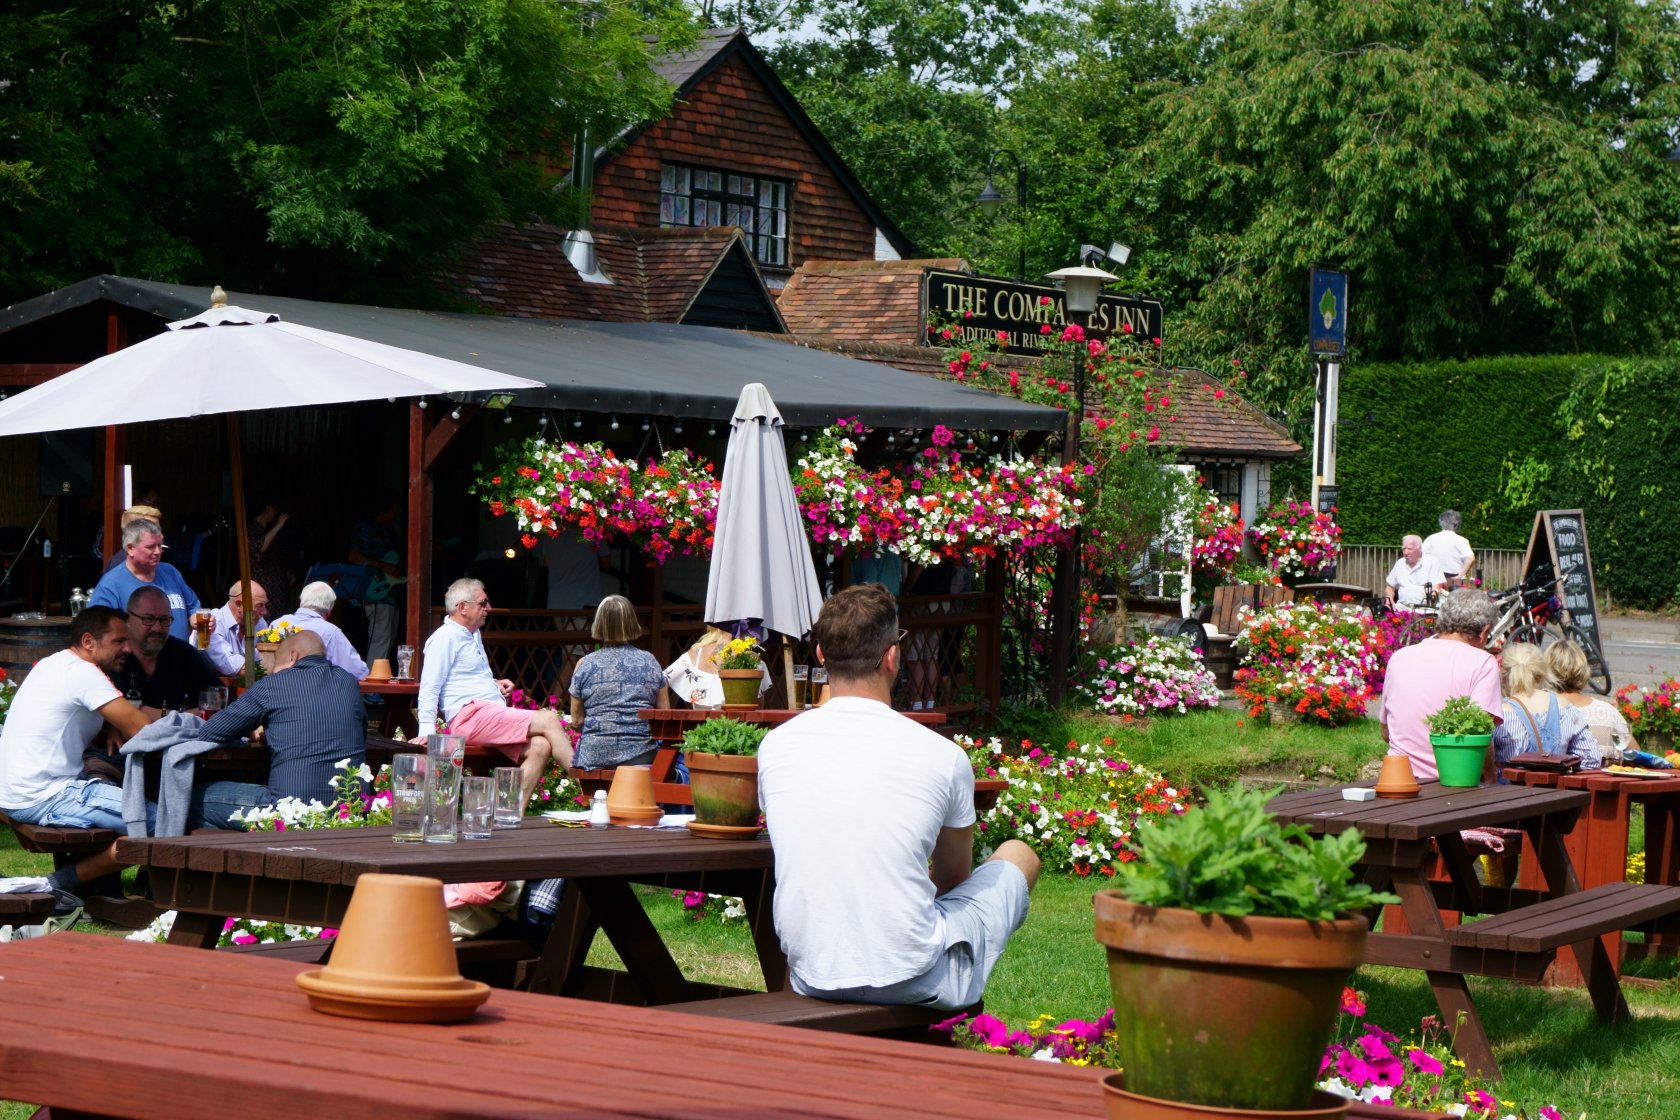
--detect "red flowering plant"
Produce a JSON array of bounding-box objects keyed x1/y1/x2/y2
[
  {"x1": 1191, "y1": 489, "x2": 1244, "y2": 582},
  {"x1": 622, "y1": 448, "x2": 719, "y2": 563},
  {"x1": 1247, "y1": 499, "x2": 1341, "y2": 581},
  {"x1": 1233, "y1": 599, "x2": 1380, "y2": 725},
  {"x1": 1367, "y1": 608, "x2": 1435, "y2": 694},
  {"x1": 959, "y1": 735, "x2": 1186, "y2": 878},
  {"x1": 1616, "y1": 677, "x2": 1680, "y2": 740},
  {"x1": 1318, "y1": 991, "x2": 1566, "y2": 1119},
  {"x1": 790, "y1": 417, "x2": 911, "y2": 555},
  {"x1": 898, "y1": 437, "x2": 1083, "y2": 565}
]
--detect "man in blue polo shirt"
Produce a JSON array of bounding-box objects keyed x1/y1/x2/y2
[{"x1": 88, "y1": 518, "x2": 202, "y2": 643}]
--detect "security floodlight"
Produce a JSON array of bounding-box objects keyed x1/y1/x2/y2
[{"x1": 1108, "y1": 242, "x2": 1132, "y2": 266}]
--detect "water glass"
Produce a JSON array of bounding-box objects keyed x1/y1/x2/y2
[
  {"x1": 461, "y1": 776, "x2": 495, "y2": 840},
  {"x1": 422, "y1": 739, "x2": 464, "y2": 845},
  {"x1": 198, "y1": 686, "x2": 227, "y2": 717},
  {"x1": 389, "y1": 753, "x2": 428, "y2": 843},
  {"x1": 396, "y1": 644, "x2": 416, "y2": 680},
  {"x1": 492, "y1": 766, "x2": 524, "y2": 828},
  {"x1": 792, "y1": 664, "x2": 809, "y2": 709},
  {"x1": 427, "y1": 733, "x2": 466, "y2": 767}
]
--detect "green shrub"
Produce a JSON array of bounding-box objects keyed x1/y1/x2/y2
[
  {"x1": 1424, "y1": 696, "x2": 1495, "y2": 738},
  {"x1": 681, "y1": 716, "x2": 767, "y2": 757}
]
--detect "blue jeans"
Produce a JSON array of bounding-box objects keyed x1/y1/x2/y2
[
  {"x1": 187, "y1": 781, "x2": 275, "y2": 831},
  {"x1": 5, "y1": 779, "x2": 154, "y2": 835}
]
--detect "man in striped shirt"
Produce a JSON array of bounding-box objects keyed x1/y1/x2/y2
[{"x1": 188, "y1": 631, "x2": 366, "y2": 829}]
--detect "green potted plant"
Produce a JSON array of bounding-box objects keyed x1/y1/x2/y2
[
  {"x1": 1425, "y1": 695, "x2": 1496, "y2": 788},
  {"x1": 1092, "y1": 784, "x2": 1397, "y2": 1118},
  {"x1": 714, "y1": 637, "x2": 764, "y2": 711},
  {"x1": 682, "y1": 716, "x2": 768, "y2": 836}
]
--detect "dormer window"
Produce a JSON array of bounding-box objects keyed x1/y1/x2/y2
[{"x1": 660, "y1": 162, "x2": 790, "y2": 267}]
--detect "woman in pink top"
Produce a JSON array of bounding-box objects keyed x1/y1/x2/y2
[{"x1": 1378, "y1": 589, "x2": 1504, "y2": 781}]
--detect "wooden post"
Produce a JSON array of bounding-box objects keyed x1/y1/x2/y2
[
  {"x1": 406, "y1": 402, "x2": 428, "y2": 654},
  {"x1": 227, "y1": 415, "x2": 257, "y2": 686},
  {"x1": 781, "y1": 643, "x2": 796, "y2": 711},
  {"x1": 100, "y1": 307, "x2": 128, "y2": 565}
]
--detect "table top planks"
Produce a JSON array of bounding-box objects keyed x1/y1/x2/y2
[
  {"x1": 0, "y1": 933, "x2": 1108, "y2": 1120},
  {"x1": 118, "y1": 819, "x2": 773, "y2": 887},
  {"x1": 1268, "y1": 782, "x2": 1589, "y2": 841}
]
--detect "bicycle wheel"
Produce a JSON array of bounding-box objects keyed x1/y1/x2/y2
[{"x1": 1518, "y1": 622, "x2": 1614, "y2": 695}]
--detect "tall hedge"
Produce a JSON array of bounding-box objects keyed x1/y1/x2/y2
[
  {"x1": 1337, "y1": 356, "x2": 1586, "y2": 549},
  {"x1": 1336, "y1": 354, "x2": 1680, "y2": 606}
]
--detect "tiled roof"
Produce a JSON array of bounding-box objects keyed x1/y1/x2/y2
[
  {"x1": 776, "y1": 259, "x2": 1299, "y2": 458},
  {"x1": 438, "y1": 223, "x2": 771, "y2": 326},
  {"x1": 777, "y1": 259, "x2": 967, "y2": 343},
  {"x1": 651, "y1": 27, "x2": 740, "y2": 87}
]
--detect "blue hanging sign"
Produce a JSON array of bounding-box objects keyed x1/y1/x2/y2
[{"x1": 1308, "y1": 266, "x2": 1348, "y2": 357}]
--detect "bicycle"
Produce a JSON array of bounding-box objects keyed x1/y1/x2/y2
[{"x1": 1484, "y1": 564, "x2": 1612, "y2": 695}]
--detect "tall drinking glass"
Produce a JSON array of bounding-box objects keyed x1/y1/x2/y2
[
  {"x1": 390, "y1": 753, "x2": 428, "y2": 843},
  {"x1": 396, "y1": 644, "x2": 416, "y2": 680},
  {"x1": 423, "y1": 734, "x2": 466, "y2": 844},
  {"x1": 792, "y1": 664, "x2": 809, "y2": 710},
  {"x1": 809, "y1": 666, "x2": 827, "y2": 708},
  {"x1": 461, "y1": 776, "x2": 495, "y2": 840},
  {"x1": 492, "y1": 766, "x2": 524, "y2": 828}
]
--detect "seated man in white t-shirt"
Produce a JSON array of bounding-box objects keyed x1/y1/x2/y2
[
  {"x1": 0, "y1": 607, "x2": 157, "y2": 902},
  {"x1": 1385, "y1": 535, "x2": 1448, "y2": 608},
  {"x1": 757, "y1": 583, "x2": 1040, "y2": 1009},
  {"x1": 1421, "y1": 509, "x2": 1476, "y2": 586}
]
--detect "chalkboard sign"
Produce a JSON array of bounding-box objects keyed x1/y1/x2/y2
[{"x1": 1520, "y1": 509, "x2": 1608, "y2": 679}]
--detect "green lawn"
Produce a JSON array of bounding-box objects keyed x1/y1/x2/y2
[{"x1": 4, "y1": 709, "x2": 1677, "y2": 1118}]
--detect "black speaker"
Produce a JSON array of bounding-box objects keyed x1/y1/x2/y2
[{"x1": 38, "y1": 431, "x2": 94, "y2": 497}]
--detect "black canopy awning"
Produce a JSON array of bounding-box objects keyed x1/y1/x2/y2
[{"x1": 0, "y1": 275, "x2": 1067, "y2": 431}]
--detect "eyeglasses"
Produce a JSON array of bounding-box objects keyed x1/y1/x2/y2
[
  {"x1": 875, "y1": 628, "x2": 909, "y2": 670},
  {"x1": 130, "y1": 612, "x2": 172, "y2": 628},
  {"x1": 470, "y1": 599, "x2": 490, "y2": 608}
]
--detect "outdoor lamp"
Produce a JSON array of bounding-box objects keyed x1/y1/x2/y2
[
  {"x1": 449, "y1": 407, "x2": 462, "y2": 421},
  {"x1": 417, "y1": 398, "x2": 428, "y2": 410},
  {"x1": 610, "y1": 416, "x2": 619, "y2": 430},
  {"x1": 503, "y1": 413, "x2": 513, "y2": 424},
  {"x1": 641, "y1": 419, "x2": 650, "y2": 431},
  {"x1": 572, "y1": 416, "x2": 582, "y2": 428},
  {"x1": 976, "y1": 177, "x2": 1006, "y2": 218},
  {"x1": 674, "y1": 420, "x2": 683, "y2": 433},
  {"x1": 1045, "y1": 263, "x2": 1118, "y2": 316},
  {"x1": 708, "y1": 424, "x2": 717, "y2": 436}
]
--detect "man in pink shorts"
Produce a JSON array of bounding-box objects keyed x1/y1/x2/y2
[{"x1": 414, "y1": 578, "x2": 572, "y2": 805}]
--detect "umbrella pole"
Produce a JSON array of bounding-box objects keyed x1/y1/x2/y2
[
  {"x1": 782, "y1": 642, "x2": 796, "y2": 711},
  {"x1": 227, "y1": 414, "x2": 256, "y2": 687}
]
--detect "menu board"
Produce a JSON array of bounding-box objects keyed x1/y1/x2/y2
[{"x1": 1520, "y1": 509, "x2": 1607, "y2": 674}]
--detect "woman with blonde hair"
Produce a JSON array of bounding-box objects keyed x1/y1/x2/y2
[
  {"x1": 567, "y1": 596, "x2": 670, "y2": 770},
  {"x1": 1491, "y1": 642, "x2": 1599, "y2": 772},
  {"x1": 1546, "y1": 641, "x2": 1632, "y2": 760},
  {"x1": 663, "y1": 625, "x2": 769, "y2": 710}
]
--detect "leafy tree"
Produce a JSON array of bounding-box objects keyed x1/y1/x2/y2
[
  {"x1": 0, "y1": 0, "x2": 694, "y2": 305},
  {"x1": 1115, "y1": 0, "x2": 1680, "y2": 412}
]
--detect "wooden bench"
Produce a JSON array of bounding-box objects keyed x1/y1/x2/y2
[
  {"x1": 662, "y1": 990, "x2": 969, "y2": 1044},
  {"x1": 0, "y1": 809, "x2": 117, "y2": 866},
  {"x1": 1443, "y1": 882, "x2": 1680, "y2": 1021},
  {"x1": 221, "y1": 934, "x2": 539, "y2": 987},
  {"x1": 0, "y1": 892, "x2": 55, "y2": 919}
]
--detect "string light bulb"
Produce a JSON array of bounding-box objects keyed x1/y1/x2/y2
[
  {"x1": 674, "y1": 420, "x2": 683, "y2": 434},
  {"x1": 641, "y1": 419, "x2": 650, "y2": 431},
  {"x1": 417, "y1": 398, "x2": 428, "y2": 410},
  {"x1": 573, "y1": 416, "x2": 583, "y2": 428},
  {"x1": 610, "y1": 416, "x2": 620, "y2": 430},
  {"x1": 708, "y1": 424, "x2": 717, "y2": 437},
  {"x1": 449, "y1": 407, "x2": 462, "y2": 421},
  {"x1": 503, "y1": 413, "x2": 513, "y2": 424}
]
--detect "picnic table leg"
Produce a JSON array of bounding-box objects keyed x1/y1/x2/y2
[
  {"x1": 572, "y1": 878, "x2": 691, "y2": 1005},
  {"x1": 1639, "y1": 794, "x2": 1680, "y2": 958},
  {"x1": 1389, "y1": 863, "x2": 1501, "y2": 1079},
  {"x1": 708, "y1": 866, "x2": 787, "y2": 992},
  {"x1": 163, "y1": 911, "x2": 224, "y2": 949},
  {"x1": 1528, "y1": 813, "x2": 1631, "y2": 1023},
  {"x1": 524, "y1": 884, "x2": 601, "y2": 997}
]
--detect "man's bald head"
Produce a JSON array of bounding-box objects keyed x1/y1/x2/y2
[{"x1": 276, "y1": 630, "x2": 326, "y2": 669}]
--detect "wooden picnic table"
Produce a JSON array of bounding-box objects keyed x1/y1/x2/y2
[
  {"x1": 1503, "y1": 765, "x2": 1680, "y2": 978},
  {"x1": 116, "y1": 819, "x2": 784, "y2": 1006},
  {"x1": 1267, "y1": 781, "x2": 1680, "y2": 1079},
  {"x1": 358, "y1": 678, "x2": 419, "y2": 738},
  {"x1": 0, "y1": 934, "x2": 1449, "y2": 1120}
]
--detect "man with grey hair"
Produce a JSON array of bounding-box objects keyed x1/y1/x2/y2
[
  {"x1": 88, "y1": 517, "x2": 202, "y2": 642},
  {"x1": 1384, "y1": 534, "x2": 1448, "y2": 607},
  {"x1": 1422, "y1": 509, "x2": 1476, "y2": 587},
  {"x1": 416, "y1": 577, "x2": 567, "y2": 805},
  {"x1": 269, "y1": 581, "x2": 367, "y2": 679},
  {"x1": 1377, "y1": 589, "x2": 1504, "y2": 782}
]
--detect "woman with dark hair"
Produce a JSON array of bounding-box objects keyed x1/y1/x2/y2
[{"x1": 568, "y1": 595, "x2": 670, "y2": 770}]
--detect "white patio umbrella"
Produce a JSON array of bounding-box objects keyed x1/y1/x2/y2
[
  {"x1": 704, "y1": 384, "x2": 823, "y2": 707},
  {"x1": 0, "y1": 292, "x2": 542, "y2": 679}
]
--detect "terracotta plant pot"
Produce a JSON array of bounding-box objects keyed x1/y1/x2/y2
[
  {"x1": 1373, "y1": 755, "x2": 1420, "y2": 799},
  {"x1": 687, "y1": 751, "x2": 760, "y2": 828},
  {"x1": 605, "y1": 764, "x2": 659, "y2": 824},
  {"x1": 1093, "y1": 891, "x2": 1367, "y2": 1112},
  {"x1": 1100, "y1": 1074, "x2": 1350, "y2": 1120},
  {"x1": 366, "y1": 658, "x2": 393, "y2": 682},
  {"x1": 717, "y1": 668, "x2": 762, "y2": 711},
  {"x1": 295, "y1": 873, "x2": 489, "y2": 1023}
]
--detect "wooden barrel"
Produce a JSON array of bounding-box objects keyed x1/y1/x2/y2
[{"x1": 0, "y1": 615, "x2": 73, "y2": 682}]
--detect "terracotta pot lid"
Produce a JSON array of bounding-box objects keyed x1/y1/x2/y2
[
  {"x1": 687, "y1": 821, "x2": 762, "y2": 841},
  {"x1": 607, "y1": 806, "x2": 663, "y2": 826},
  {"x1": 296, "y1": 969, "x2": 490, "y2": 1023}
]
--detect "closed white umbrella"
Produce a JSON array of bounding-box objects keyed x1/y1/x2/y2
[
  {"x1": 0, "y1": 292, "x2": 542, "y2": 680},
  {"x1": 705, "y1": 384, "x2": 823, "y2": 704}
]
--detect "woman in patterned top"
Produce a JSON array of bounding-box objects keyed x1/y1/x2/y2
[{"x1": 568, "y1": 596, "x2": 670, "y2": 770}]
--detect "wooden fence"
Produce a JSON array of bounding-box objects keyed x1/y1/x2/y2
[{"x1": 1333, "y1": 546, "x2": 1526, "y2": 596}]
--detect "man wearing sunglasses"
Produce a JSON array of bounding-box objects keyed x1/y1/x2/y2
[{"x1": 757, "y1": 583, "x2": 1040, "y2": 1010}]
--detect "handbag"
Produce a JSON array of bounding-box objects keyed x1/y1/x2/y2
[{"x1": 1504, "y1": 752, "x2": 1581, "y2": 773}]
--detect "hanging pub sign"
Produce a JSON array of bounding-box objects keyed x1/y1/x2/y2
[
  {"x1": 1308, "y1": 265, "x2": 1349, "y2": 357},
  {"x1": 922, "y1": 268, "x2": 1164, "y2": 356}
]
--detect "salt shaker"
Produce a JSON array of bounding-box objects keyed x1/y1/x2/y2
[{"x1": 589, "y1": 789, "x2": 610, "y2": 827}]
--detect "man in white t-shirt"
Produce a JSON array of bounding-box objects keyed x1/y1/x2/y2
[
  {"x1": 1422, "y1": 509, "x2": 1476, "y2": 586},
  {"x1": 0, "y1": 607, "x2": 157, "y2": 902},
  {"x1": 1385, "y1": 535, "x2": 1449, "y2": 608},
  {"x1": 757, "y1": 583, "x2": 1040, "y2": 1009}
]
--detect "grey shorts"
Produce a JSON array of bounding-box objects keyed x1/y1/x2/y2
[{"x1": 792, "y1": 859, "x2": 1030, "y2": 1010}]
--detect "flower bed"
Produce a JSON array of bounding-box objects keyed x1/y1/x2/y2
[
  {"x1": 960, "y1": 736, "x2": 1187, "y2": 877},
  {"x1": 1247, "y1": 499, "x2": 1341, "y2": 580},
  {"x1": 1615, "y1": 677, "x2": 1680, "y2": 743},
  {"x1": 1234, "y1": 599, "x2": 1380, "y2": 725},
  {"x1": 1076, "y1": 635, "x2": 1222, "y2": 718},
  {"x1": 1367, "y1": 607, "x2": 1435, "y2": 694}
]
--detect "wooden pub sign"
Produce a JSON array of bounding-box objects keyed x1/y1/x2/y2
[{"x1": 922, "y1": 269, "x2": 1165, "y2": 356}]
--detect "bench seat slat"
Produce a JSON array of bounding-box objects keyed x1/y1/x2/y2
[{"x1": 1445, "y1": 883, "x2": 1680, "y2": 953}]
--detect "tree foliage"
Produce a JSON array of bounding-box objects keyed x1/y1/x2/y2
[{"x1": 0, "y1": 0, "x2": 694, "y2": 305}]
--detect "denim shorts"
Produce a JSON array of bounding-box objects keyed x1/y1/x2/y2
[
  {"x1": 791, "y1": 858, "x2": 1030, "y2": 1010},
  {"x1": 5, "y1": 778, "x2": 150, "y2": 834}
]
